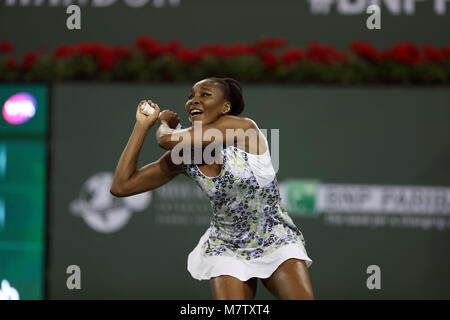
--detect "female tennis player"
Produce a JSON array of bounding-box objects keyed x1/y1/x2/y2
[{"x1": 110, "y1": 77, "x2": 314, "y2": 300}]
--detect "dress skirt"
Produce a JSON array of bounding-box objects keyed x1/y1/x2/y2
[{"x1": 187, "y1": 227, "x2": 313, "y2": 281}]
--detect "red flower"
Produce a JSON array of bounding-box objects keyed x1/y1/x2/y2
[
  {"x1": 228, "y1": 43, "x2": 256, "y2": 56},
  {"x1": 260, "y1": 51, "x2": 278, "y2": 68},
  {"x1": 135, "y1": 35, "x2": 159, "y2": 50},
  {"x1": 53, "y1": 44, "x2": 75, "y2": 58},
  {"x1": 306, "y1": 41, "x2": 347, "y2": 64},
  {"x1": 307, "y1": 41, "x2": 325, "y2": 63},
  {"x1": 74, "y1": 42, "x2": 87, "y2": 55},
  {"x1": 74, "y1": 42, "x2": 107, "y2": 56},
  {"x1": 176, "y1": 48, "x2": 197, "y2": 64},
  {"x1": 0, "y1": 41, "x2": 13, "y2": 53},
  {"x1": 6, "y1": 57, "x2": 16, "y2": 68},
  {"x1": 332, "y1": 49, "x2": 348, "y2": 63},
  {"x1": 145, "y1": 42, "x2": 163, "y2": 58},
  {"x1": 282, "y1": 48, "x2": 305, "y2": 67},
  {"x1": 98, "y1": 51, "x2": 118, "y2": 70},
  {"x1": 194, "y1": 44, "x2": 230, "y2": 58},
  {"x1": 350, "y1": 40, "x2": 380, "y2": 61},
  {"x1": 162, "y1": 40, "x2": 181, "y2": 54},
  {"x1": 112, "y1": 46, "x2": 131, "y2": 58},
  {"x1": 210, "y1": 44, "x2": 230, "y2": 58},
  {"x1": 21, "y1": 52, "x2": 37, "y2": 68},
  {"x1": 95, "y1": 46, "x2": 130, "y2": 69},
  {"x1": 76, "y1": 42, "x2": 93, "y2": 55},
  {"x1": 135, "y1": 35, "x2": 163, "y2": 58},
  {"x1": 255, "y1": 38, "x2": 288, "y2": 51},
  {"x1": 383, "y1": 43, "x2": 423, "y2": 64},
  {"x1": 91, "y1": 43, "x2": 109, "y2": 56},
  {"x1": 424, "y1": 45, "x2": 444, "y2": 63},
  {"x1": 195, "y1": 45, "x2": 213, "y2": 59},
  {"x1": 441, "y1": 45, "x2": 450, "y2": 58}
]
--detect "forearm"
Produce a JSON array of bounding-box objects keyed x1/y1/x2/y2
[
  {"x1": 111, "y1": 122, "x2": 150, "y2": 192},
  {"x1": 156, "y1": 121, "x2": 187, "y2": 150},
  {"x1": 156, "y1": 116, "x2": 252, "y2": 151}
]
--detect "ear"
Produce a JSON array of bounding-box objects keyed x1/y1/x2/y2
[{"x1": 222, "y1": 102, "x2": 231, "y2": 114}]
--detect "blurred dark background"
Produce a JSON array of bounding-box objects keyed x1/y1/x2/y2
[{"x1": 0, "y1": 0, "x2": 449, "y2": 300}]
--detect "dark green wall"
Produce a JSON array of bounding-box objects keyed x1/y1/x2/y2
[
  {"x1": 48, "y1": 83, "x2": 450, "y2": 299},
  {"x1": 1, "y1": 0, "x2": 450, "y2": 58}
]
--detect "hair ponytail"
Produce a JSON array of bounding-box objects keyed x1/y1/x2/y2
[{"x1": 205, "y1": 77, "x2": 245, "y2": 116}]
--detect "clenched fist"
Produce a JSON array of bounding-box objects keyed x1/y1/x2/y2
[
  {"x1": 136, "y1": 100, "x2": 160, "y2": 129},
  {"x1": 158, "y1": 110, "x2": 181, "y2": 129}
]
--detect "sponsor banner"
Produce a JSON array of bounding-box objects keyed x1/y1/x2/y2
[
  {"x1": 279, "y1": 180, "x2": 319, "y2": 217},
  {"x1": 69, "y1": 172, "x2": 211, "y2": 233},
  {"x1": 317, "y1": 184, "x2": 450, "y2": 215},
  {"x1": 71, "y1": 174, "x2": 450, "y2": 233},
  {"x1": 282, "y1": 181, "x2": 450, "y2": 216},
  {"x1": 308, "y1": 0, "x2": 449, "y2": 15},
  {"x1": 69, "y1": 172, "x2": 152, "y2": 233},
  {"x1": 2, "y1": 0, "x2": 448, "y2": 15},
  {"x1": 153, "y1": 181, "x2": 211, "y2": 226},
  {"x1": 323, "y1": 213, "x2": 450, "y2": 230},
  {"x1": 280, "y1": 180, "x2": 450, "y2": 230},
  {"x1": 2, "y1": 0, "x2": 181, "y2": 8}
]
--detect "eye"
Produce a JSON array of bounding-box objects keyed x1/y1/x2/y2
[{"x1": 188, "y1": 93, "x2": 210, "y2": 99}]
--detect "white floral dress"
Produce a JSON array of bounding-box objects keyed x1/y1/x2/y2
[{"x1": 184, "y1": 127, "x2": 312, "y2": 281}]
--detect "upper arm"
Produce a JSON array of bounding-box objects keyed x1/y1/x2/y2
[
  {"x1": 111, "y1": 151, "x2": 185, "y2": 197},
  {"x1": 158, "y1": 115, "x2": 257, "y2": 150}
]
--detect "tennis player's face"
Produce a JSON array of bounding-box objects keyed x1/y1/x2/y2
[{"x1": 186, "y1": 80, "x2": 229, "y2": 125}]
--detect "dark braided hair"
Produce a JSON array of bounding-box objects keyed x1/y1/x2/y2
[{"x1": 204, "y1": 77, "x2": 245, "y2": 116}]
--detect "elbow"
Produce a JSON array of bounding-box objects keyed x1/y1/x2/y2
[
  {"x1": 110, "y1": 186, "x2": 126, "y2": 197},
  {"x1": 157, "y1": 135, "x2": 172, "y2": 150},
  {"x1": 157, "y1": 139, "x2": 166, "y2": 149}
]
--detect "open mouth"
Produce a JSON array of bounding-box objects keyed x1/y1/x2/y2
[{"x1": 189, "y1": 109, "x2": 204, "y2": 118}]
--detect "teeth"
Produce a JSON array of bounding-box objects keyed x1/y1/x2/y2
[{"x1": 190, "y1": 109, "x2": 203, "y2": 115}]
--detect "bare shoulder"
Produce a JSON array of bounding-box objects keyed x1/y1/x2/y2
[
  {"x1": 217, "y1": 116, "x2": 266, "y2": 155},
  {"x1": 216, "y1": 115, "x2": 255, "y2": 130},
  {"x1": 243, "y1": 117, "x2": 259, "y2": 130}
]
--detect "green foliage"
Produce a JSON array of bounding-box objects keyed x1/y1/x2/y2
[{"x1": 1, "y1": 49, "x2": 449, "y2": 84}]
